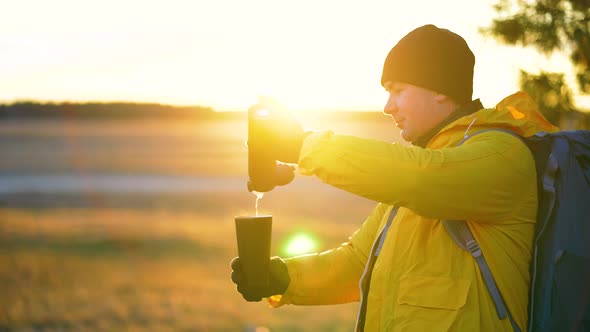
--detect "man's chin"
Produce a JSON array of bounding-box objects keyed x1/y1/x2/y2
[{"x1": 400, "y1": 130, "x2": 413, "y2": 142}]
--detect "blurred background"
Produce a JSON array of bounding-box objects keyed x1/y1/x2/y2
[
  {"x1": 1, "y1": 0, "x2": 589, "y2": 331},
  {"x1": 0, "y1": 109, "x2": 397, "y2": 331}
]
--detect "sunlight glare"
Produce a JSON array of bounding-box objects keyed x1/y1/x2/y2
[
  {"x1": 256, "y1": 109, "x2": 270, "y2": 117},
  {"x1": 285, "y1": 233, "x2": 317, "y2": 256}
]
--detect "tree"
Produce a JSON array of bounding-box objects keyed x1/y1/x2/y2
[
  {"x1": 519, "y1": 70, "x2": 576, "y2": 124},
  {"x1": 481, "y1": 0, "x2": 590, "y2": 126}
]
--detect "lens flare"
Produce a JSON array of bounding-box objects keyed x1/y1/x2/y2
[{"x1": 284, "y1": 233, "x2": 316, "y2": 256}]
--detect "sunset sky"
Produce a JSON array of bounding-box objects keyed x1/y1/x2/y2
[{"x1": 2, "y1": 0, "x2": 587, "y2": 112}]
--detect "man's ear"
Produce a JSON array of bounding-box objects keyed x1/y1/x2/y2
[{"x1": 433, "y1": 93, "x2": 451, "y2": 103}]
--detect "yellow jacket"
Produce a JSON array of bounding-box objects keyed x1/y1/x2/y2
[{"x1": 268, "y1": 92, "x2": 558, "y2": 331}]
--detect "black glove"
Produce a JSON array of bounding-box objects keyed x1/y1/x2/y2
[
  {"x1": 247, "y1": 163, "x2": 296, "y2": 192},
  {"x1": 230, "y1": 256, "x2": 290, "y2": 302}
]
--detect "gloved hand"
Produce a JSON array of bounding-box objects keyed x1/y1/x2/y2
[
  {"x1": 230, "y1": 256, "x2": 290, "y2": 302},
  {"x1": 247, "y1": 163, "x2": 296, "y2": 192}
]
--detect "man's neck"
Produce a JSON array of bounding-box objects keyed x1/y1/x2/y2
[{"x1": 412, "y1": 99, "x2": 484, "y2": 148}]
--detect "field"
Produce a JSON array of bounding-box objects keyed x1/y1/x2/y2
[{"x1": 0, "y1": 112, "x2": 402, "y2": 331}]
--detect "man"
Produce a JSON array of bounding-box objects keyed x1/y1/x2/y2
[{"x1": 231, "y1": 24, "x2": 557, "y2": 331}]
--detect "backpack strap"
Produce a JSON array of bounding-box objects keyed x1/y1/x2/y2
[
  {"x1": 444, "y1": 128, "x2": 526, "y2": 332},
  {"x1": 443, "y1": 220, "x2": 521, "y2": 332},
  {"x1": 533, "y1": 132, "x2": 559, "y2": 235},
  {"x1": 457, "y1": 128, "x2": 524, "y2": 146},
  {"x1": 356, "y1": 206, "x2": 399, "y2": 332},
  {"x1": 539, "y1": 152, "x2": 558, "y2": 224}
]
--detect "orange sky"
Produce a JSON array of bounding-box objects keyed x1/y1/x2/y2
[{"x1": 2, "y1": 0, "x2": 588, "y2": 111}]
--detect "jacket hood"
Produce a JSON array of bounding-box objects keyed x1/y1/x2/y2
[{"x1": 438, "y1": 91, "x2": 558, "y2": 142}]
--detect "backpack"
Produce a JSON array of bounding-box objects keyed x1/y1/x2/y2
[{"x1": 444, "y1": 130, "x2": 590, "y2": 332}]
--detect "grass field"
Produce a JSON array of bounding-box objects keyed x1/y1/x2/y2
[{"x1": 0, "y1": 113, "x2": 401, "y2": 331}]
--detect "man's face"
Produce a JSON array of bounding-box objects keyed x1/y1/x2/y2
[{"x1": 383, "y1": 81, "x2": 450, "y2": 142}]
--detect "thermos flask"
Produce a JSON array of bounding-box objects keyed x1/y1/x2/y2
[{"x1": 247, "y1": 107, "x2": 277, "y2": 192}]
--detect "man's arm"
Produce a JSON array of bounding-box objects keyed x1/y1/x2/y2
[{"x1": 298, "y1": 130, "x2": 536, "y2": 222}]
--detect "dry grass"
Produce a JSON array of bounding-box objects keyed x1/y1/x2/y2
[
  {"x1": 0, "y1": 115, "x2": 400, "y2": 331},
  {"x1": 0, "y1": 208, "x2": 363, "y2": 331}
]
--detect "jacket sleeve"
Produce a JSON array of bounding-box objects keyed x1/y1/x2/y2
[
  {"x1": 297, "y1": 130, "x2": 536, "y2": 222},
  {"x1": 268, "y1": 203, "x2": 391, "y2": 307}
]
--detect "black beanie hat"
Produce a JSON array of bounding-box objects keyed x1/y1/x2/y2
[{"x1": 381, "y1": 24, "x2": 475, "y2": 104}]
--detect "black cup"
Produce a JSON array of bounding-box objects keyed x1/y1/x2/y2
[{"x1": 234, "y1": 215, "x2": 272, "y2": 290}]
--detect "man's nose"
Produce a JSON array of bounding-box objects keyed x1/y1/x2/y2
[{"x1": 383, "y1": 95, "x2": 397, "y2": 115}]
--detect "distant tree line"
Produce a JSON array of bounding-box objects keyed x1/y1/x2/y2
[{"x1": 0, "y1": 101, "x2": 216, "y2": 119}]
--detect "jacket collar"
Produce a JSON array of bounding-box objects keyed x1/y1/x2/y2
[{"x1": 412, "y1": 99, "x2": 484, "y2": 148}]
